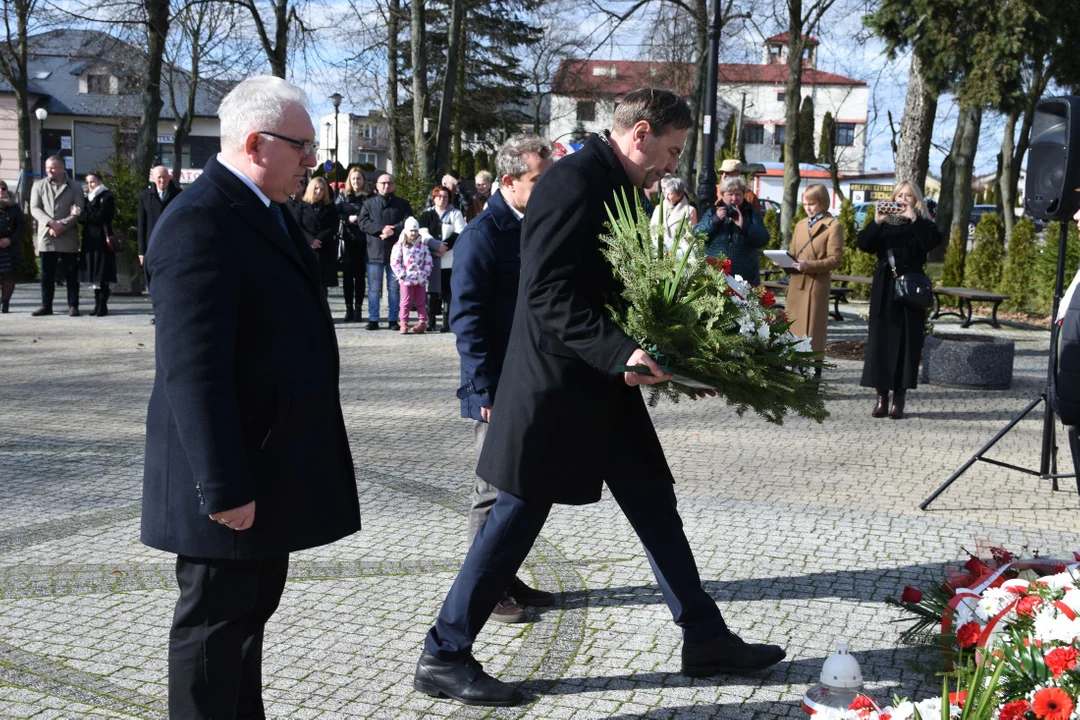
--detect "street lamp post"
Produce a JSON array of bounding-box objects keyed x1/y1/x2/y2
[
  {"x1": 330, "y1": 93, "x2": 343, "y2": 175},
  {"x1": 694, "y1": 0, "x2": 722, "y2": 214},
  {"x1": 34, "y1": 108, "x2": 48, "y2": 178}
]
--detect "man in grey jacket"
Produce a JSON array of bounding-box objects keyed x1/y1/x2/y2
[{"x1": 30, "y1": 156, "x2": 85, "y2": 316}]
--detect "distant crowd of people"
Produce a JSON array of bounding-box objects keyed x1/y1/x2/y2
[{"x1": 281, "y1": 165, "x2": 493, "y2": 333}]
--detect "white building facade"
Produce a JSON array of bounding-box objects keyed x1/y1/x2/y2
[{"x1": 548, "y1": 35, "x2": 869, "y2": 175}]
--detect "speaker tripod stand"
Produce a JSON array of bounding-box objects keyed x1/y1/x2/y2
[{"x1": 920, "y1": 222, "x2": 1079, "y2": 510}]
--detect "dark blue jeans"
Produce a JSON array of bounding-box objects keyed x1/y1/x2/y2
[
  {"x1": 367, "y1": 262, "x2": 400, "y2": 323},
  {"x1": 425, "y1": 464, "x2": 728, "y2": 661}
]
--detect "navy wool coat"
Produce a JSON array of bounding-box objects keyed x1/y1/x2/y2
[
  {"x1": 476, "y1": 133, "x2": 674, "y2": 505},
  {"x1": 141, "y1": 156, "x2": 361, "y2": 559},
  {"x1": 449, "y1": 189, "x2": 522, "y2": 421}
]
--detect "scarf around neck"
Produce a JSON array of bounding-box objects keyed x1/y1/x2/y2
[{"x1": 88, "y1": 184, "x2": 109, "y2": 202}]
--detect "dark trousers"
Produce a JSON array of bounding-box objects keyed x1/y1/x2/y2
[
  {"x1": 342, "y1": 241, "x2": 365, "y2": 314},
  {"x1": 40, "y1": 251, "x2": 79, "y2": 309},
  {"x1": 425, "y1": 458, "x2": 727, "y2": 661},
  {"x1": 169, "y1": 554, "x2": 289, "y2": 720}
]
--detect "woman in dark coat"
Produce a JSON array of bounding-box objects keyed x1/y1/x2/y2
[
  {"x1": 0, "y1": 179, "x2": 24, "y2": 313},
  {"x1": 856, "y1": 181, "x2": 942, "y2": 419},
  {"x1": 78, "y1": 171, "x2": 117, "y2": 316},
  {"x1": 336, "y1": 168, "x2": 370, "y2": 321},
  {"x1": 301, "y1": 176, "x2": 340, "y2": 295}
]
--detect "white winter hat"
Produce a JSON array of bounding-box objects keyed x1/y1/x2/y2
[{"x1": 403, "y1": 216, "x2": 420, "y2": 231}]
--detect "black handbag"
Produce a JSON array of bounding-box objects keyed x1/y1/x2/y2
[{"x1": 888, "y1": 249, "x2": 933, "y2": 310}]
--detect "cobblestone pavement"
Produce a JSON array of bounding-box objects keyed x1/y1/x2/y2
[{"x1": 1, "y1": 284, "x2": 1078, "y2": 719}]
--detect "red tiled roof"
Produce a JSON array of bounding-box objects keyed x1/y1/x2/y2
[
  {"x1": 765, "y1": 32, "x2": 820, "y2": 45},
  {"x1": 552, "y1": 59, "x2": 864, "y2": 96}
]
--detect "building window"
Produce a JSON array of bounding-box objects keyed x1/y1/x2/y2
[
  {"x1": 773, "y1": 125, "x2": 786, "y2": 146},
  {"x1": 834, "y1": 122, "x2": 856, "y2": 147},
  {"x1": 776, "y1": 92, "x2": 785, "y2": 102},
  {"x1": 744, "y1": 125, "x2": 764, "y2": 144},
  {"x1": 86, "y1": 74, "x2": 110, "y2": 94},
  {"x1": 357, "y1": 153, "x2": 378, "y2": 166},
  {"x1": 358, "y1": 124, "x2": 375, "y2": 140},
  {"x1": 577, "y1": 101, "x2": 596, "y2": 122}
]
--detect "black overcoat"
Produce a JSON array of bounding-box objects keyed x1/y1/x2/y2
[
  {"x1": 857, "y1": 217, "x2": 942, "y2": 391},
  {"x1": 358, "y1": 193, "x2": 412, "y2": 264},
  {"x1": 137, "y1": 184, "x2": 181, "y2": 257},
  {"x1": 476, "y1": 133, "x2": 674, "y2": 505},
  {"x1": 78, "y1": 189, "x2": 117, "y2": 284},
  {"x1": 301, "y1": 201, "x2": 341, "y2": 288},
  {"x1": 141, "y1": 156, "x2": 361, "y2": 560}
]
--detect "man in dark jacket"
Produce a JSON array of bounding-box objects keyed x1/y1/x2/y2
[
  {"x1": 415, "y1": 89, "x2": 785, "y2": 707},
  {"x1": 1055, "y1": 203, "x2": 1080, "y2": 490},
  {"x1": 142, "y1": 76, "x2": 361, "y2": 719},
  {"x1": 450, "y1": 134, "x2": 555, "y2": 624},
  {"x1": 137, "y1": 165, "x2": 181, "y2": 265},
  {"x1": 359, "y1": 173, "x2": 412, "y2": 330}
]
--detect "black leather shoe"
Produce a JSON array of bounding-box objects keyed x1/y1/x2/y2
[
  {"x1": 366, "y1": 321, "x2": 379, "y2": 331},
  {"x1": 68, "y1": 306, "x2": 80, "y2": 317},
  {"x1": 31, "y1": 306, "x2": 53, "y2": 317},
  {"x1": 414, "y1": 651, "x2": 524, "y2": 706},
  {"x1": 682, "y1": 631, "x2": 786, "y2": 677},
  {"x1": 388, "y1": 321, "x2": 401, "y2": 331},
  {"x1": 507, "y1": 576, "x2": 555, "y2": 607}
]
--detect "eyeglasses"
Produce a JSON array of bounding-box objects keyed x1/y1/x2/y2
[
  {"x1": 258, "y1": 131, "x2": 318, "y2": 157},
  {"x1": 377, "y1": 181, "x2": 394, "y2": 186}
]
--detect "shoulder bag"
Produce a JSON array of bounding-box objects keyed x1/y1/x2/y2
[
  {"x1": 105, "y1": 221, "x2": 125, "y2": 253},
  {"x1": 888, "y1": 249, "x2": 932, "y2": 310}
]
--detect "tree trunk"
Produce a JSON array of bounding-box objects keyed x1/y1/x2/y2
[
  {"x1": 934, "y1": 117, "x2": 965, "y2": 254},
  {"x1": 134, "y1": 0, "x2": 170, "y2": 185},
  {"x1": 433, "y1": 0, "x2": 462, "y2": 175},
  {"x1": 386, "y1": 0, "x2": 402, "y2": 170},
  {"x1": 949, "y1": 104, "x2": 982, "y2": 251},
  {"x1": 999, "y1": 107, "x2": 1019, "y2": 239},
  {"x1": 269, "y1": 0, "x2": 288, "y2": 77},
  {"x1": 14, "y1": 82, "x2": 31, "y2": 180},
  {"x1": 894, "y1": 53, "x2": 938, "y2": 190},
  {"x1": 780, "y1": 11, "x2": 804, "y2": 244},
  {"x1": 452, "y1": 9, "x2": 465, "y2": 170},
  {"x1": 677, "y1": 0, "x2": 708, "y2": 192},
  {"x1": 999, "y1": 62, "x2": 1047, "y2": 240},
  {"x1": 410, "y1": 0, "x2": 429, "y2": 184}
]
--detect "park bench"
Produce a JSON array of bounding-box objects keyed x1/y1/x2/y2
[
  {"x1": 931, "y1": 287, "x2": 1010, "y2": 329},
  {"x1": 761, "y1": 280, "x2": 853, "y2": 322}
]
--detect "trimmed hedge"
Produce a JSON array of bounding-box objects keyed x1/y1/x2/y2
[{"x1": 963, "y1": 212, "x2": 1004, "y2": 292}]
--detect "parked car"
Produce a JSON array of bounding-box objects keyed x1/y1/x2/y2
[
  {"x1": 968, "y1": 204, "x2": 998, "y2": 237},
  {"x1": 853, "y1": 202, "x2": 872, "y2": 228},
  {"x1": 758, "y1": 198, "x2": 781, "y2": 215}
]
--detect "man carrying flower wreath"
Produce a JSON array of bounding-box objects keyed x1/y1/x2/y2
[{"x1": 413, "y1": 87, "x2": 787, "y2": 708}]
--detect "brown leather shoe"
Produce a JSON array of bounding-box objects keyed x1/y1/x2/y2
[
  {"x1": 489, "y1": 594, "x2": 526, "y2": 623},
  {"x1": 889, "y1": 390, "x2": 906, "y2": 420},
  {"x1": 507, "y1": 576, "x2": 555, "y2": 607},
  {"x1": 872, "y1": 391, "x2": 889, "y2": 418},
  {"x1": 68, "y1": 306, "x2": 80, "y2": 317},
  {"x1": 31, "y1": 306, "x2": 53, "y2": 317}
]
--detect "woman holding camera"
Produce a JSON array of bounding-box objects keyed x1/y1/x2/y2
[
  {"x1": 693, "y1": 176, "x2": 769, "y2": 285},
  {"x1": 787, "y1": 184, "x2": 843, "y2": 370},
  {"x1": 856, "y1": 181, "x2": 942, "y2": 419}
]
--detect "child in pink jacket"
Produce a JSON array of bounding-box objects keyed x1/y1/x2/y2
[{"x1": 390, "y1": 217, "x2": 434, "y2": 334}]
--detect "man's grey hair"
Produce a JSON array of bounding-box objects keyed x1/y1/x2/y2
[
  {"x1": 218, "y1": 76, "x2": 308, "y2": 153},
  {"x1": 495, "y1": 134, "x2": 553, "y2": 182},
  {"x1": 659, "y1": 174, "x2": 686, "y2": 196},
  {"x1": 719, "y1": 176, "x2": 748, "y2": 194},
  {"x1": 475, "y1": 170, "x2": 494, "y2": 184}
]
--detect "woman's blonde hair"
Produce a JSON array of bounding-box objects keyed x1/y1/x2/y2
[
  {"x1": 303, "y1": 176, "x2": 332, "y2": 206},
  {"x1": 893, "y1": 180, "x2": 929, "y2": 218},
  {"x1": 803, "y1": 183, "x2": 830, "y2": 210}
]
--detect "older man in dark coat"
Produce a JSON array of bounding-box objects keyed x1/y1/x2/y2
[
  {"x1": 142, "y1": 75, "x2": 361, "y2": 719},
  {"x1": 358, "y1": 173, "x2": 412, "y2": 330},
  {"x1": 414, "y1": 89, "x2": 785, "y2": 708},
  {"x1": 137, "y1": 165, "x2": 181, "y2": 264},
  {"x1": 450, "y1": 134, "x2": 556, "y2": 624}
]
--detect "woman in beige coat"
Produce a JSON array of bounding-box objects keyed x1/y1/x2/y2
[{"x1": 786, "y1": 184, "x2": 843, "y2": 371}]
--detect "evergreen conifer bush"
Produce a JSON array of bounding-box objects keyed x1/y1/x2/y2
[
  {"x1": 963, "y1": 212, "x2": 1005, "y2": 291},
  {"x1": 941, "y1": 228, "x2": 966, "y2": 295},
  {"x1": 1034, "y1": 221, "x2": 1080, "y2": 315},
  {"x1": 998, "y1": 217, "x2": 1037, "y2": 311}
]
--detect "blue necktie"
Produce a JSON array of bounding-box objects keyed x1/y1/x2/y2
[{"x1": 269, "y1": 202, "x2": 290, "y2": 237}]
